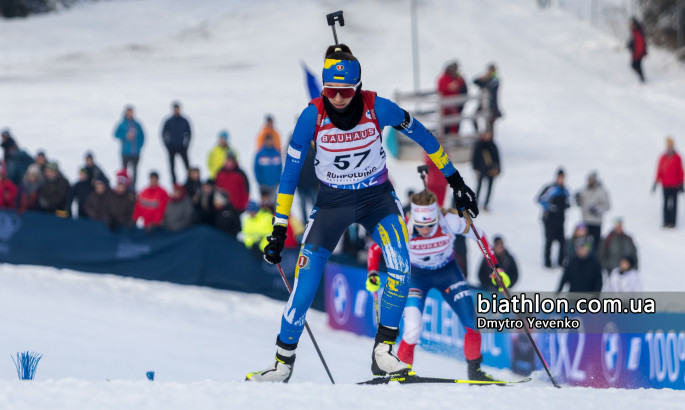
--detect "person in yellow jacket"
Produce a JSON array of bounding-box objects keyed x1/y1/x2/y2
[
  {"x1": 241, "y1": 200, "x2": 274, "y2": 251},
  {"x1": 207, "y1": 130, "x2": 238, "y2": 179}
]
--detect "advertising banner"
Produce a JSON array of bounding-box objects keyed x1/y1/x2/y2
[{"x1": 324, "y1": 262, "x2": 685, "y2": 389}]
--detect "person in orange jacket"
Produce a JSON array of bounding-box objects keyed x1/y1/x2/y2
[
  {"x1": 255, "y1": 114, "x2": 282, "y2": 152},
  {"x1": 132, "y1": 171, "x2": 169, "y2": 230}
]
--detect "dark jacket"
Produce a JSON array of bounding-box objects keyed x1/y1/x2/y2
[
  {"x1": 37, "y1": 174, "x2": 70, "y2": 213},
  {"x1": 474, "y1": 74, "x2": 501, "y2": 117},
  {"x1": 538, "y1": 183, "x2": 570, "y2": 225},
  {"x1": 557, "y1": 253, "x2": 603, "y2": 293},
  {"x1": 105, "y1": 190, "x2": 136, "y2": 230},
  {"x1": 479, "y1": 250, "x2": 519, "y2": 291},
  {"x1": 17, "y1": 181, "x2": 42, "y2": 212},
  {"x1": 214, "y1": 204, "x2": 241, "y2": 235},
  {"x1": 193, "y1": 189, "x2": 216, "y2": 225},
  {"x1": 472, "y1": 140, "x2": 500, "y2": 177},
  {"x1": 5, "y1": 149, "x2": 33, "y2": 186},
  {"x1": 84, "y1": 189, "x2": 110, "y2": 221},
  {"x1": 162, "y1": 115, "x2": 192, "y2": 149},
  {"x1": 84, "y1": 164, "x2": 107, "y2": 184},
  {"x1": 67, "y1": 180, "x2": 94, "y2": 218},
  {"x1": 184, "y1": 179, "x2": 202, "y2": 201},
  {"x1": 600, "y1": 232, "x2": 638, "y2": 272},
  {"x1": 163, "y1": 196, "x2": 194, "y2": 232}
]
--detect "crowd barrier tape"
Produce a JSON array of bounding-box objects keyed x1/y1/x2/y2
[
  {"x1": 0, "y1": 210, "x2": 324, "y2": 310},
  {"x1": 324, "y1": 262, "x2": 685, "y2": 389}
]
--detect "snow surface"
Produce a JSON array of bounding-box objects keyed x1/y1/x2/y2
[
  {"x1": 1, "y1": 0, "x2": 685, "y2": 407},
  {"x1": 1, "y1": 266, "x2": 683, "y2": 410}
]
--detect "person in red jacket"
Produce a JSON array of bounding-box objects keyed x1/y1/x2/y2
[
  {"x1": 0, "y1": 164, "x2": 18, "y2": 209},
  {"x1": 132, "y1": 171, "x2": 169, "y2": 230},
  {"x1": 436, "y1": 60, "x2": 468, "y2": 136},
  {"x1": 653, "y1": 136, "x2": 684, "y2": 228},
  {"x1": 627, "y1": 17, "x2": 647, "y2": 82},
  {"x1": 214, "y1": 152, "x2": 250, "y2": 213}
]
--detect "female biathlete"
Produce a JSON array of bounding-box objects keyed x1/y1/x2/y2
[
  {"x1": 246, "y1": 44, "x2": 479, "y2": 382},
  {"x1": 367, "y1": 189, "x2": 510, "y2": 381}
]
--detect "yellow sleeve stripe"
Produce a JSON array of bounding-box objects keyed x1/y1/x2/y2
[
  {"x1": 427, "y1": 147, "x2": 451, "y2": 170},
  {"x1": 275, "y1": 193, "x2": 294, "y2": 220}
]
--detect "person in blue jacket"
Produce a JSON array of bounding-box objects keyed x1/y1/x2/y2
[
  {"x1": 254, "y1": 133, "x2": 283, "y2": 202},
  {"x1": 114, "y1": 105, "x2": 145, "y2": 190},
  {"x1": 246, "y1": 44, "x2": 479, "y2": 383}
]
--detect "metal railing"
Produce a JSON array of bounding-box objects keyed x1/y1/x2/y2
[{"x1": 391, "y1": 89, "x2": 492, "y2": 161}]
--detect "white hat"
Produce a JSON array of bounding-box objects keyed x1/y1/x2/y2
[{"x1": 411, "y1": 202, "x2": 438, "y2": 226}]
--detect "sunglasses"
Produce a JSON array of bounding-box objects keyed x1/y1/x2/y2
[
  {"x1": 414, "y1": 222, "x2": 437, "y2": 229},
  {"x1": 322, "y1": 82, "x2": 360, "y2": 99}
]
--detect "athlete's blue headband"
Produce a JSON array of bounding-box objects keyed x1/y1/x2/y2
[{"x1": 322, "y1": 58, "x2": 361, "y2": 84}]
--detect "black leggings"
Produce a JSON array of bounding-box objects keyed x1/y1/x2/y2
[
  {"x1": 631, "y1": 59, "x2": 645, "y2": 82},
  {"x1": 476, "y1": 174, "x2": 494, "y2": 208},
  {"x1": 167, "y1": 147, "x2": 190, "y2": 184},
  {"x1": 663, "y1": 187, "x2": 679, "y2": 226}
]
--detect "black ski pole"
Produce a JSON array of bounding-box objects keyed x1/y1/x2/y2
[
  {"x1": 326, "y1": 10, "x2": 345, "y2": 45},
  {"x1": 461, "y1": 214, "x2": 562, "y2": 388},
  {"x1": 276, "y1": 263, "x2": 335, "y2": 384},
  {"x1": 417, "y1": 165, "x2": 429, "y2": 189}
]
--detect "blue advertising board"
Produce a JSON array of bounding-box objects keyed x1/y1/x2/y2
[{"x1": 324, "y1": 262, "x2": 685, "y2": 389}]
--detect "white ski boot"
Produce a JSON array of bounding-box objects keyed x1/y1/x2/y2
[
  {"x1": 246, "y1": 338, "x2": 297, "y2": 383},
  {"x1": 371, "y1": 325, "x2": 411, "y2": 376}
]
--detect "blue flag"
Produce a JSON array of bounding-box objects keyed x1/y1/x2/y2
[{"x1": 302, "y1": 63, "x2": 322, "y2": 101}]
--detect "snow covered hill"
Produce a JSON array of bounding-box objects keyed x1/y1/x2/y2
[
  {"x1": 2, "y1": 0, "x2": 684, "y2": 292},
  {"x1": 1, "y1": 0, "x2": 685, "y2": 406}
]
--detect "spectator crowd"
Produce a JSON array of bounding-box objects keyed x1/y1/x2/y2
[
  {"x1": 2, "y1": 50, "x2": 681, "y2": 295},
  {"x1": 0, "y1": 105, "x2": 317, "y2": 255}
]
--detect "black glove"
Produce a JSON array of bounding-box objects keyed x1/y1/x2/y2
[
  {"x1": 263, "y1": 225, "x2": 287, "y2": 264},
  {"x1": 446, "y1": 171, "x2": 479, "y2": 218}
]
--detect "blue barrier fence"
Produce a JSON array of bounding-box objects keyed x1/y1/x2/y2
[{"x1": 0, "y1": 210, "x2": 324, "y2": 310}]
